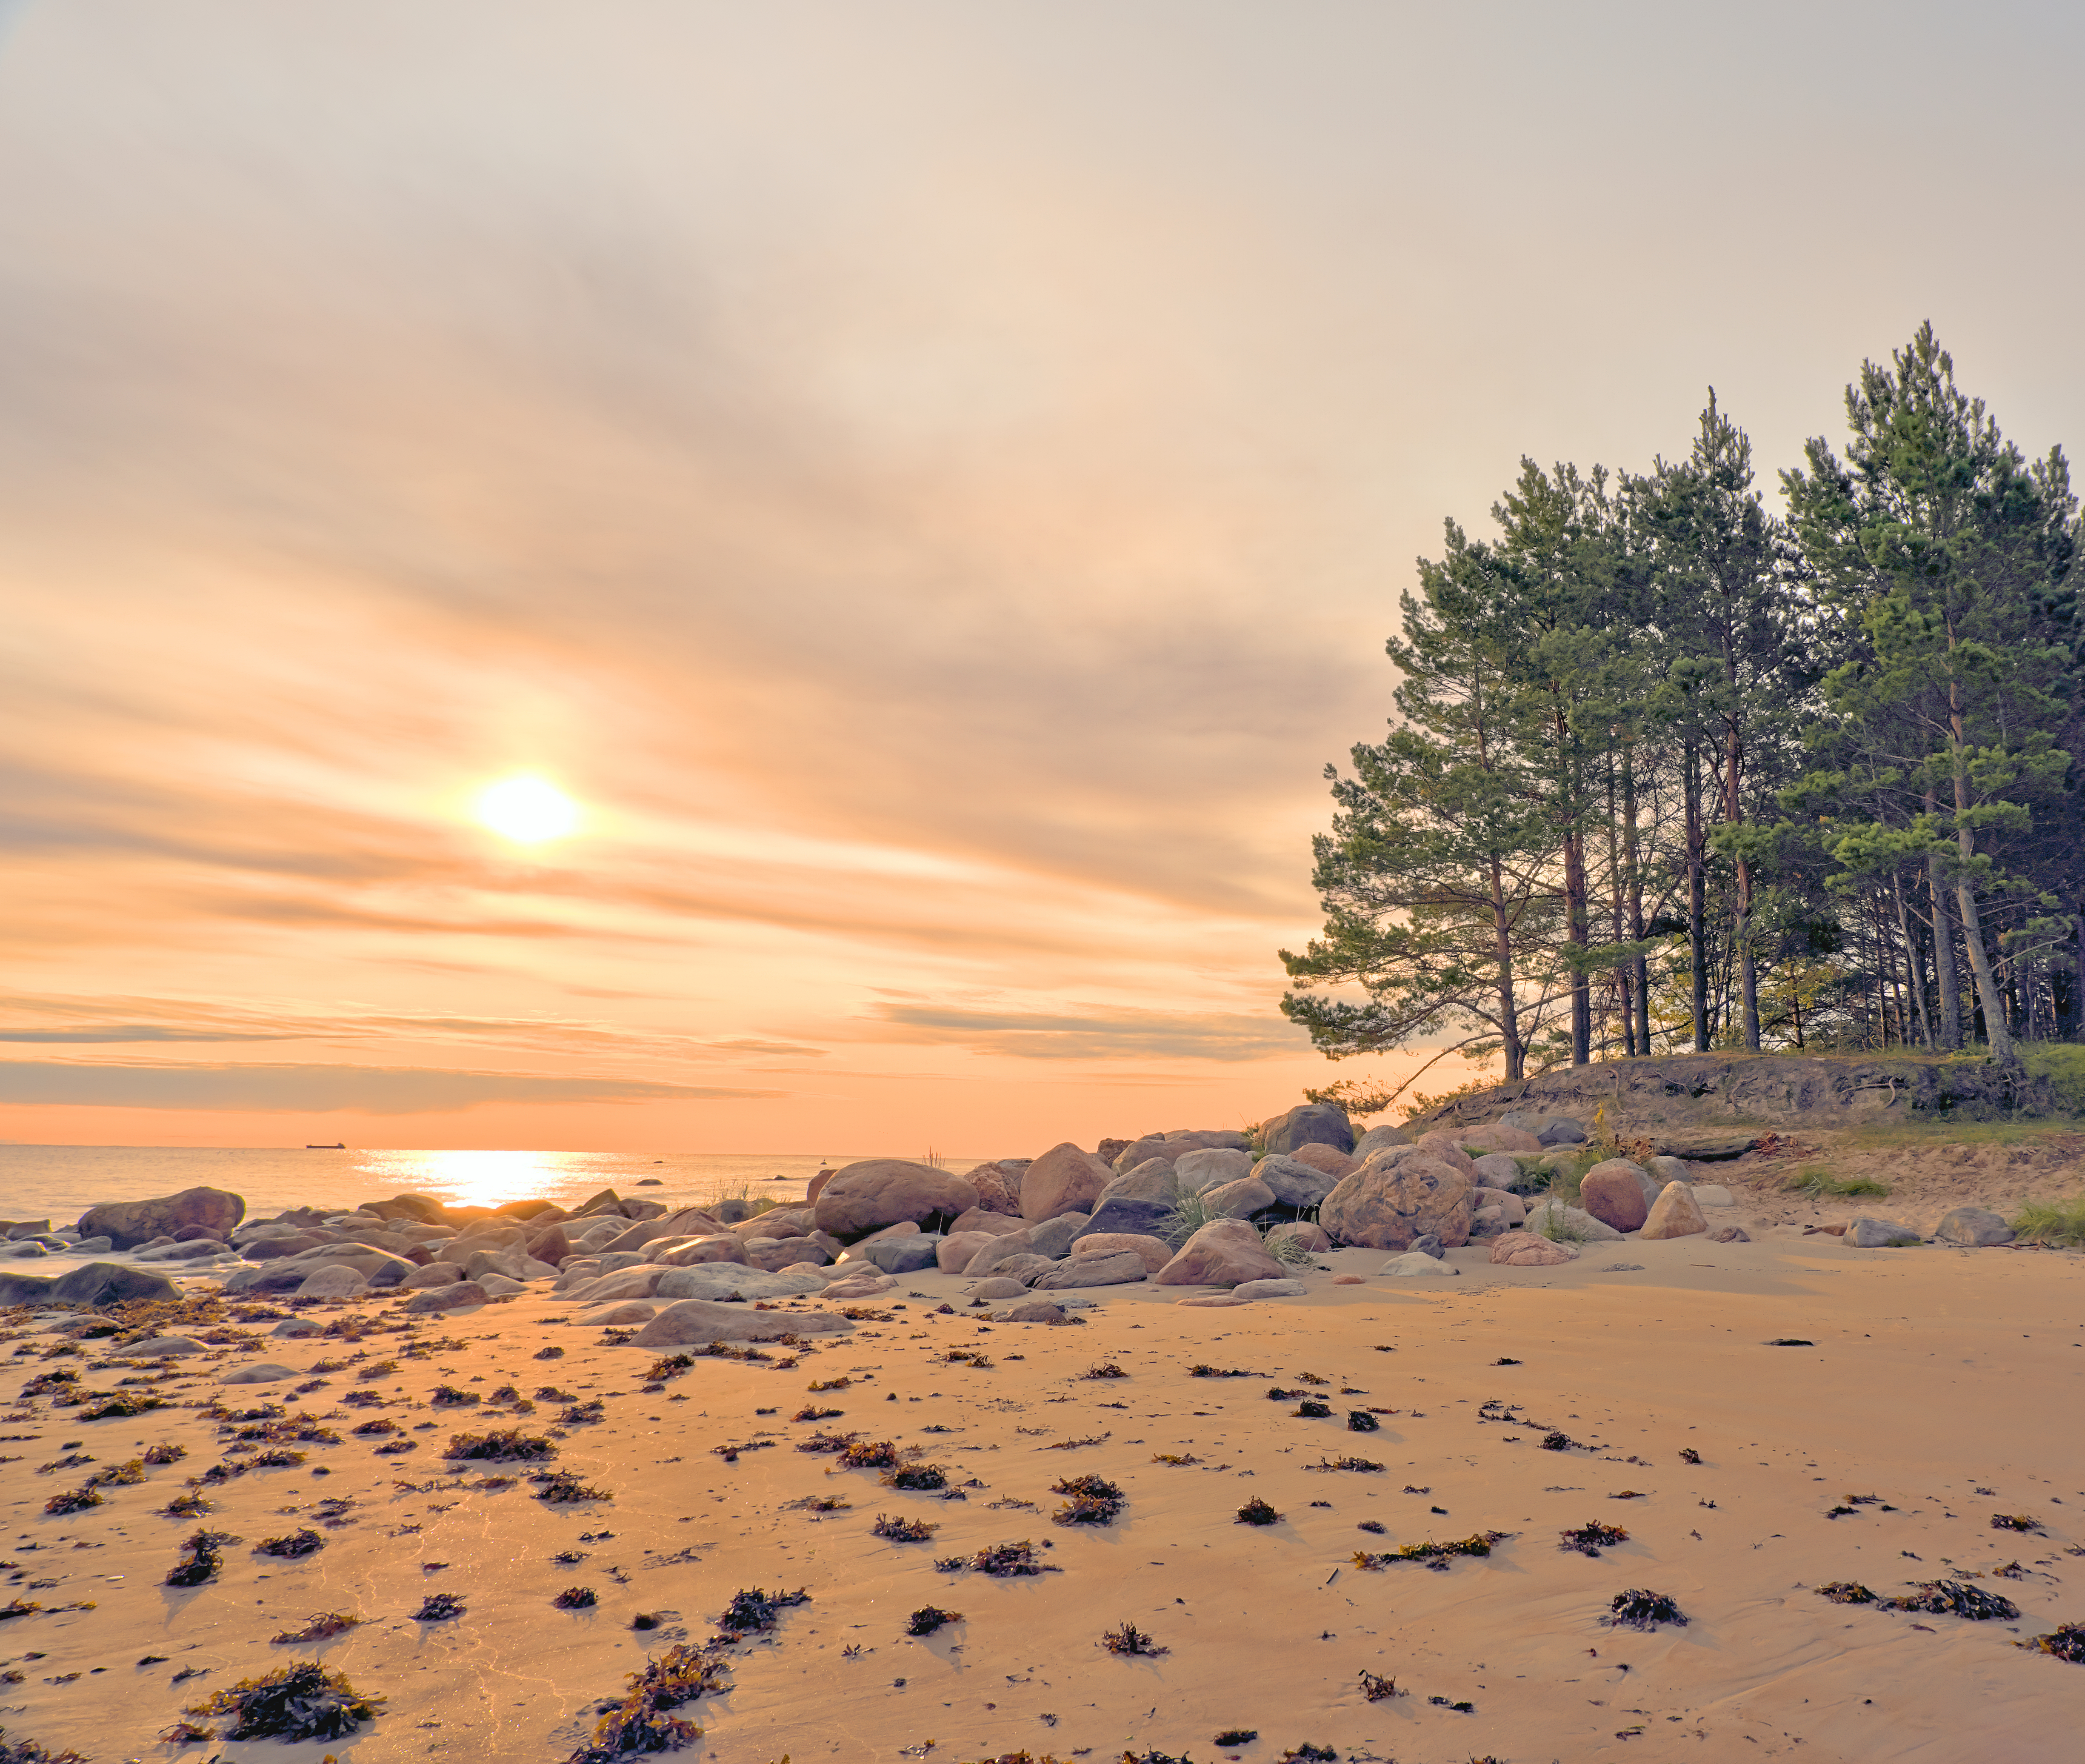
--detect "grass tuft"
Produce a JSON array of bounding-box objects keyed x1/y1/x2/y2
[
  {"x1": 1100, "y1": 1620, "x2": 1168, "y2": 1657},
  {"x1": 2012, "y1": 1194, "x2": 2085, "y2": 1249},
  {"x1": 1781, "y1": 1167, "x2": 1891, "y2": 1199}
]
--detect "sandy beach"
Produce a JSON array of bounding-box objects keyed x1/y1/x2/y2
[{"x1": 3, "y1": 1218, "x2": 2081, "y2": 1764}]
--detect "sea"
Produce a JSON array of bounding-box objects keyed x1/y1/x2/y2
[{"x1": 0, "y1": 1146, "x2": 980, "y2": 1226}]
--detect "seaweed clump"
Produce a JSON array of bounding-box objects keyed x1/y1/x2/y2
[
  {"x1": 882, "y1": 1463, "x2": 948, "y2": 1492},
  {"x1": 2023, "y1": 1622, "x2": 2085, "y2": 1663},
  {"x1": 873, "y1": 1513, "x2": 939, "y2": 1542},
  {"x1": 1606, "y1": 1589, "x2": 1689, "y2": 1630},
  {"x1": 1051, "y1": 1474, "x2": 1125, "y2": 1526},
  {"x1": 182, "y1": 1660, "x2": 385, "y2": 1741},
  {"x1": 1100, "y1": 1621, "x2": 1168, "y2": 1657},
  {"x1": 445, "y1": 1428, "x2": 557, "y2": 1462},
  {"x1": 254, "y1": 1527, "x2": 325, "y2": 1559},
  {"x1": 1559, "y1": 1522, "x2": 1630, "y2": 1557},
  {"x1": 166, "y1": 1530, "x2": 240, "y2": 1587},
  {"x1": 717, "y1": 1586, "x2": 810, "y2": 1635},
  {"x1": 935, "y1": 1540, "x2": 1059, "y2": 1578},
  {"x1": 271, "y1": 1612, "x2": 363, "y2": 1642},
  {"x1": 554, "y1": 1587, "x2": 599, "y2": 1610},
  {"x1": 534, "y1": 1471, "x2": 612, "y2": 1504},
  {"x1": 1817, "y1": 1580, "x2": 2019, "y2": 1621},
  {"x1": 413, "y1": 1593, "x2": 466, "y2": 1622},
  {"x1": 1236, "y1": 1497, "x2": 1281, "y2": 1526},
  {"x1": 564, "y1": 1644, "x2": 728, "y2": 1764},
  {"x1": 1353, "y1": 1531, "x2": 1508, "y2": 1570},
  {"x1": 0, "y1": 1728, "x2": 88, "y2": 1762},
  {"x1": 907, "y1": 1605, "x2": 961, "y2": 1636}
]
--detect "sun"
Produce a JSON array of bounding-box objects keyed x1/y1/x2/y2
[{"x1": 476, "y1": 774, "x2": 579, "y2": 843}]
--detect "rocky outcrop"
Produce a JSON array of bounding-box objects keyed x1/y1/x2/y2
[
  {"x1": 76, "y1": 1187, "x2": 245, "y2": 1249},
  {"x1": 813, "y1": 1161, "x2": 979, "y2": 1238}
]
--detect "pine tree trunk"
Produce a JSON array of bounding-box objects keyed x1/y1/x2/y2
[
  {"x1": 1685, "y1": 743, "x2": 1709, "y2": 1050},
  {"x1": 1894, "y1": 876, "x2": 1933, "y2": 1050},
  {"x1": 1488, "y1": 857, "x2": 1523, "y2": 1081},
  {"x1": 1622, "y1": 747, "x2": 1650, "y2": 1057},
  {"x1": 1565, "y1": 827, "x2": 1591, "y2": 1066},
  {"x1": 1605, "y1": 753, "x2": 1632, "y2": 1056},
  {"x1": 1926, "y1": 812, "x2": 1963, "y2": 1050}
]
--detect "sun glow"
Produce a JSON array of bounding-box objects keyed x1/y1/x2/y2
[{"x1": 476, "y1": 774, "x2": 579, "y2": 843}]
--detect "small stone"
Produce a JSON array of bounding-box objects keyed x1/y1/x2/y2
[
  {"x1": 1848, "y1": 1217, "x2": 1923, "y2": 1248},
  {"x1": 1379, "y1": 1251, "x2": 1458, "y2": 1276},
  {"x1": 220, "y1": 1362, "x2": 300, "y2": 1383},
  {"x1": 1706, "y1": 1225, "x2": 1750, "y2": 1243},
  {"x1": 1229, "y1": 1277, "x2": 1307, "y2": 1299},
  {"x1": 271, "y1": 1318, "x2": 323, "y2": 1337},
  {"x1": 820, "y1": 1272, "x2": 898, "y2": 1299},
  {"x1": 1640, "y1": 1182, "x2": 1710, "y2": 1241},
  {"x1": 1488, "y1": 1234, "x2": 1579, "y2": 1267},
  {"x1": 1331, "y1": 1273, "x2": 1366, "y2": 1285},
  {"x1": 1410, "y1": 1233, "x2": 1443, "y2": 1259},
  {"x1": 1263, "y1": 1220, "x2": 1331, "y2": 1254},
  {"x1": 966, "y1": 1276, "x2": 1028, "y2": 1300},
  {"x1": 1935, "y1": 1206, "x2": 2015, "y2": 1247},
  {"x1": 997, "y1": 1300, "x2": 1068, "y2": 1323}
]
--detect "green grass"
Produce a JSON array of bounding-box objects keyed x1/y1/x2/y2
[
  {"x1": 1156, "y1": 1192, "x2": 1223, "y2": 1248},
  {"x1": 1781, "y1": 1166, "x2": 1892, "y2": 1200},
  {"x1": 2022, "y1": 1044, "x2": 2085, "y2": 1115},
  {"x1": 1261, "y1": 1228, "x2": 1317, "y2": 1270},
  {"x1": 2011, "y1": 1194, "x2": 2085, "y2": 1250},
  {"x1": 1529, "y1": 1203, "x2": 1593, "y2": 1244}
]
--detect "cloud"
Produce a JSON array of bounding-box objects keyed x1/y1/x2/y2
[
  {"x1": 0, "y1": 1060, "x2": 788, "y2": 1115},
  {"x1": 860, "y1": 1002, "x2": 1309, "y2": 1062}
]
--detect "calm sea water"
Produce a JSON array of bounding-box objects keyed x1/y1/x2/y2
[{"x1": 0, "y1": 1146, "x2": 985, "y2": 1225}]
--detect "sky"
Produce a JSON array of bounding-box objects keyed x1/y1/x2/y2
[{"x1": 3, "y1": 1, "x2": 2082, "y2": 1155}]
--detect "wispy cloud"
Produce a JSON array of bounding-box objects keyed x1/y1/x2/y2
[{"x1": 860, "y1": 1002, "x2": 1310, "y2": 1062}]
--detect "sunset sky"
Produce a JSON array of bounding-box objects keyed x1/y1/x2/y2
[{"x1": 5, "y1": 2, "x2": 2082, "y2": 1154}]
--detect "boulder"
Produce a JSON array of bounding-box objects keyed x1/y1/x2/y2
[
  {"x1": 652, "y1": 1236, "x2": 752, "y2": 1268},
  {"x1": 1471, "y1": 1206, "x2": 1507, "y2": 1235},
  {"x1": 563, "y1": 1266, "x2": 669, "y2": 1303},
  {"x1": 1319, "y1": 1153, "x2": 1475, "y2": 1250},
  {"x1": 494, "y1": 1198, "x2": 564, "y2": 1222},
  {"x1": 0, "y1": 1241, "x2": 48, "y2": 1260},
  {"x1": 271, "y1": 1318, "x2": 322, "y2": 1338},
  {"x1": 1162, "y1": 1129, "x2": 1254, "y2": 1151},
  {"x1": 937, "y1": 1232, "x2": 997, "y2": 1272},
  {"x1": 1706, "y1": 1225, "x2": 1751, "y2": 1243},
  {"x1": 1200, "y1": 1175, "x2": 1278, "y2": 1219},
  {"x1": 820, "y1": 1272, "x2": 897, "y2": 1299},
  {"x1": 631, "y1": 1299, "x2": 854, "y2": 1348},
  {"x1": 1153, "y1": 1218, "x2": 1285, "y2": 1287},
  {"x1": 1521, "y1": 1200, "x2": 1624, "y2": 1242},
  {"x1": 854, "y1": 1235, "x2": 942, "y2": 1275},
  {"x1": 218, "y1": 1263, "x2": 314, "y2": 1295},
  {"x1": 477, "y1": 1273, "x2": 528, "y2": 1296},
  {"x1": 959, "y1": 1161, "x2": 1025, "y2": 1216},
  {"x1": 1848, "y1": 1216, "x2": 1924, "y2": 1248},
  {"x1": 1108, "y1": 1137, "x2": 1178, "y2": 1175},
  {"x1": 51, "y1": 1262, "x2": 179, "y2": 1306},
  {"x1": 811, "y1": 1161, "x2": 977, "y2": 1238},
  {"x1": 363, "y1": 1194, "x2": 446, "y2": 1224},
  {"x1": 1025, "y1": 1214, "x2": 1091, "y2": 1260},
  {"x1": 961, "y1": 1232, "x2": 1038, "y2": 1278},
  {"x1": 1471, "y1": 1188, "x2": 1525, "y2": 1225},
  {"x1": 598, "y1": 1206, "x2": 728, "y2": 1256},
  {"x1": 1231, "y1": 1276, "x2": 1308, "y2": 1299},
  {"x1": 966, "y1": 1276, "x2": 1029, "y2": 1300},
  {"x1": 465, "y1": 1249, "x2": 528, "y2": 1282},
  {"x1": 75, "y1": 1187, "x2": 245, "y2": 1250},
  {"x1": 109, "y1": 1335, "x2": 206, "y2": 1358},
  {"x1": 710, "y1": 1198, "x2": 754, "y2": 1225},
  {"x1": 526, "y1": 1225, "x2": 574, "y2": 1265},
  {"x1": 1471, "y1": 1153, "x2": 1524, "y2": 1190},
  {"x1": 1650, "y1": 1133, "x2": 1757, "y2": 1161},
  {"x1": 949, "y1": 1207, "x2": 1027, "y2": 1238},
  {"x1": 1071, "y1": 1232, "x2": 1174, "y2": 1273},
  {"x1": 1497, "y1": 1112, "x2": 1588, "y2": 1147},
  {"x1": 1249, "y1": 1155, "x2": 1338, "y2": 1209},
  {"x1": 1458, "y1": 1123, "x2": 1542, "y2": 1155},
  {"x1": 1020, "y1": 1145, "x2": 1115, "y2": 1222},
  {"x1": 1647, "y1": 1156, "x2": 1693, "y2": 1186},
  {"x1": 1411, "y1": 1134, "x2": 1481, "y2": 1183},
  {"x1": 969, "y1": 1251, "x2": 1056, "y2": 1284},
  {"x1": 1351, "y1": 1123, "x2": 1413, "y2": 1160},
  {"x1": 2, "y1": 1219, "x2": 50, "y2": 1238},
  {"x1": 1936, "y1": 1205, "x2": 2015, "y2": 1247},
  {"x1": 402, "y1": 1280, "x2": 491, "y2": 1313},
  {"x1": 296, "y1": 1266, "x2": 369, "y2": 1299},
  {"x1": 1080, "y1": 1161, "x2": 1181, "y2": 1238},
  {"x1": 998, "y1": 1299, "x2": 1068, "y2": 1323},
  {"x1": 654, "y1": 1266, "x2": 828, "y2": 1302},
  {"x1": 1263, "y1": 1220, "x2": 1331, "y2": 1254},
  {"x1": 747, "y1": 1237, "x2": 829, "y2": 1271},
  {"x1": 402, "y1": 1262, "x2": 464, "y2": 1289},
  {"x1": 1284, "y1": 1142, "x2": 1358, "y2": 1180},
  {"x1": 220, "y1": 1362, "x2": 299, "y2": 1383},
  {"x1": 568, "y1": 1187, "x2": 630, "y2": 1219},
  {"x1": 1259, "y1": 1102, "x2": 1354, "y2": 1157},
  {"x1": 1640, "y1": 1182, "x2": 1710, "y2": 1241},
  {"x1": 577, "y1": 1301, "x2": 656, "y2": 1326},
  {"x1": 731, "y1": 1210, "x2": 808, "y2": 1241},
  {"x1": 1380, "y1": 1251, "x2": 1459, "y2": 1276},
  {"x1": 1171, "y1": 1147, "x2": 1253, "y2": 1193},
  {"x1": 1579, "y1": 1163, "x2": 1653, "y2": 1233},
  {"x1": 70, "y1": 1237, "x2": 113, "y2": 1254},
  {"x1": 1029, "y1": 1250, "x2": 1148, "y2": 1290},
  {"x1": 1688, "y1": 1183, "x2": 1735, "y2": 1210},
  {"x1": 1489, "y1": 1234, "x2": 1580, "y2": 1267},
  {"x1": 805, "y1": 1169, "x2": 838, "y2": 1203}
]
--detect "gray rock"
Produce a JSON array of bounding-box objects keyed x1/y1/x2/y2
[
  {"x1": 561, "y1": 1266, "x2": 669, "y2": 1304},
  {"x1": 0, "y1": 1241, "x2": 47, "y2": 1259},
  {"x1": 653, "y1": 1266, "x2": 828, "y2": 1302},
  {"x1": 711, "y1": 1198, "x2": 753, "y2": 1225},
  {"x1": 1251, "y1": 1155, "x2": 1337, "y2": 1209},
  {"x1": 402, "y1": 1262, "x2": 465, "y2": 1289},
  {"x1": 1172, "y1": 1148, "x2": 1253, "y2": 1193},
  {"x1": 854, "y1": 1235, "x2": 942, "y2": 1275},
  {"x1": 1259, "y1": 1102, "x2": 1354, "y2": 1157},
  {"x1": 597, "y1": 1251, "x2": 651, "y2": 1275},
  {"x1": 1380, "y1": 1251, "x2": 1458, "y2": 1276},
  {"x1": 1648, "y1": 1155, "x2": 1693, "y2": 1185},
  {"x1": 1229, "y1": 1277, "x2": 1307, "y2": 1299},
  {"x1": 997, "y1": 1299, "x2": 1068, "y2": 1323},
  {"x1": 220, "y1": 1362, "x2": 299, "y2": 1383},
  {"x1": 476, "y1": 1273, "x2": 528, "y2": 1296},
  {"x1": 1848, "y1": 1216, "x2": 1924, "y2": 1248},
  {"x1": 972, "y1": 1252, "x2": 1056, "y2": 1284},
  {"x1": 1409, "y1": 1233, "x2": 1444, "y2": 1259},
  {"x1": 402, "y1": 1280, "x2": 491, "y2": 1312},
  {"x1": 577, "y1": 1301, "x2": 657, "y2": 1326},
  {"x1": 109, "y1": 1335, "x2": 206, "y2": 1357},
  {"x1": 1471, "y1": 1152, "x2": 1522, "y2": 1190},
  {"x1": 1521, "y1": 1201, "x2": 1625, "y2": 1243},
  {"x1": 1027, "y1": 1250, "x2": 1149, "y2": 1290},
  {"x1": 1936, "y1": 1206, "x2": 2015, "y2": 1247},
  {"x1": 271, "y1": 1318, "x2": 323, "y2": 1337},
  {"x1": 966, "y1": 1276, "x2": 1028, "y2": 1300},
  {"x1": 1082, "y1": 1195, "x2": 1176, "y2": 1238},
  {"x1": 76, "y1": 1186, "x2": 246, "y2": 1249},
  {"x1": 1351, "y1": 1123, "x2": 1414, "y2": 1161},
  {"x1": 1691, "y1": 1185, "x2": 1736, "y2": 1209},
  {"x1": 465, "y1": 1249, "x2": 528, "y2": 1282},
  {"x1": 630, "y1": 1298, "x2": 855, "y2": 1348},
  {"x1": 1024, "y1": 1214, "x2": 1091, "y2": 1260},
  {"x1": 1200, "y1": 1176, "x2": 1277, "y2": 1219},
  {"x1": 50, "y1": 1262, "x2": 179, "y2": 1306},
  {"x1": 1706, "y1": 1225, "x2": 1750, "y2": 1243},
  {"x1": 69, "y1": 1237, "x2": 113, "y2": 1254},
  {"x1": 296, "y1": 1266, "x2": 369, "y2": 1299}
]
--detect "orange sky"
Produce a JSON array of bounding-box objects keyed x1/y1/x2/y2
[{"x1": 3, "y1": 2, "x2": 2081, "y2": 1153}]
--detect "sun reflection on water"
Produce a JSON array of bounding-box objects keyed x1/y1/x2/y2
[{"x1": 353, "y1": 1148, "x2": 569, "y2": 1213}]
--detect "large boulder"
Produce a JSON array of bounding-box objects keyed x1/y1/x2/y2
[
  {"x1": 241, "y1": 1233, "x2": 327, "y2": 1261},
  {"x1": 1109, "y1": 1136, "x2": 1177, "y2": 1175},
  {"x1": 1080, "y1": 1161, "x2": 1181, "y2": 1238},
  {"x1": 652, "y1": 1236, "x2": 752, "y2": 1267},
  {"x1": 0, "y1": 1262, "x2": 179, "y2": 1307},
  {"x1": 1201, "y1": 1175, "x2": 1277, "y2": 1219},
  {"x1": 745, "y1": 1238, "x2": 830, "y2": 1272},
  {"x1": 598, "y1": 1206, "x2": 728, "y2": 1256},
  {"x1": 1171, "y1": 1148, "x2": 1253, "y2": 1193},
  {"x1": 1411, "y1": 1134, "x2": 1481, "y2": 1183},
  {"x1": 631, "y1": 1299, "x2": 854, "y2": 1348},
  {"x1": 76, "y1": 1187, "x2": 244, "y2": 1250},
  {"x1": 1251, "y1": 1155, "x2": 1338, "y2": 1209},
  {"x1": 937, "y1": 1231, "x2": 997, "y2": 1272},
  {"x1": 1319, "y1": 1153, "x2": 1475, "y2": 1250},
  {"x1": 402, "y1": 1280, "x2": 489, "y2": 1313},
  {"x1": 1936, "y1": 1205, "x2": 2015, "y2": 1247},
  {"x1": 1489, "y1": 1233, "x2": 1580, "y2": 1267},
  {"x1": 1351, "y1": 1123, "x2": 1413, "y2": 1160},
  {"x1": 1071, "y1": 1232, "x2": 1173, "y2": 1273},
  {"x1": 1639, "y1": 1182, "x2": 1709, "y2": 1241},
  {"x1": 1259, "y1": 1102, "x2": 1354, "y2": 1157},
  {"x1": 1848, "y1": 1216, "x2": 1924, "y2": 1248},
  {"x1": 853, "y1": 1235, "x2": 942, "y2": 1275},
  {"x1": 296, "y1": 1265, "x2": 369, "y2": 1299},
  {"x1": 1153, "y1": 1218, "x2": 1285, "y2": 1287},
  {"x1": 960, "y1": 1161, "x2": 1025, "y2": 1216},
  {"x1": 1458, "y1": 1123, "x2": 1542, "y2": 1155},
  {"x1": 653, "y1": 1266, "x2": 828, "y2": 1302},
  {"x1": 1579, "y1": 1163, "x2": 1652, "y2": 1234},
  {"x1": 949, "y1": 1207, "x2": 1027, "y2": 1238},
  {"x1": 561, "y1": 1265, "x2": 669, "y2": 1303},
  {"x1": 1019, "y1": 1145, "x2": 1114, "y2": 1222},
  {"x1": 1522, "y1": 1200, "x2": 1624, "y2": 1242},
  {"x1": 1285, "y1": 1142, "x2": 1358, "y2": 1180},
  {"x1": 1029, "y1": 1250, "x2": 1148, "y2": 1290},
  {"x1": 812, "y1": 1161, "x2": 977, "y2": 1239}
]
